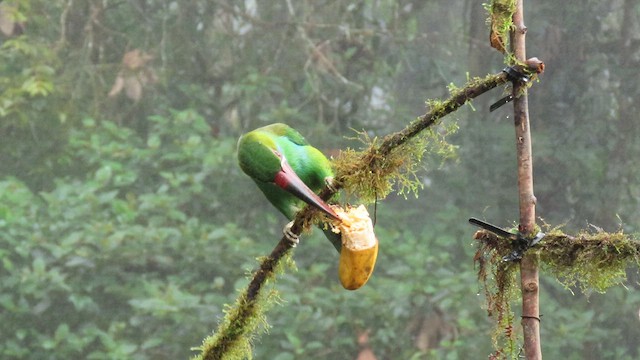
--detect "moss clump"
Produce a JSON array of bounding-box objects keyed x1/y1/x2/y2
[
  {"x1": 333, "y1": 123, "x2": 457, "y2": 204},
  {"x1": 536, "y1": 229, "x2": 640, "y2": 293},
  {"x1": 474, "y1": 226, "x2": 640, "y2": 358},
  {"x1": 333, "y1": 135, "x2": 423, "y2": 203},
  {"x1": 474, "y1": 230, "x2": 521, "y2": 358},
  {"x1": 487, "y1": 0, "x2": 517, "y2": 54}
]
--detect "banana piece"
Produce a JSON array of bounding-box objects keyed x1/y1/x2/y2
[{"x1": 331, "y1": 205, "x2": 379, "y2": 290}]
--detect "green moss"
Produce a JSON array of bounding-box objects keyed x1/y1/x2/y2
[
  {"x1": 475, "y1": 227, "x2": 640, "y2": 358},
  {"x1": 474, "y1": 230, "x2": 521, "y2": 359},
  {"x1": 195, "y1": 253, "x2": 295, "y2": 360},
  {"x1": 333, "y1": 123, "x2": 457, "y2": 203},
  {"x1": 537, "y1": 229, "x2": 640, "y2": 293},
  {"x1": 487, "y1": 0, "x2": 517, "y2": 54}
]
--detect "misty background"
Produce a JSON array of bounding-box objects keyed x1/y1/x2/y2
[{"x1": 1, "y1": 1, "x2": 639, "y2": 359}]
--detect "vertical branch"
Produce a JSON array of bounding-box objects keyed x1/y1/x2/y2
[{"x1": 511, "y1": 1, "x2": 542, "y2": 359}]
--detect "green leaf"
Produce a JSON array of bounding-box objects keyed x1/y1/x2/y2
[{"x1": 95, "y1": 166, "x2": 112, "y2": 184}]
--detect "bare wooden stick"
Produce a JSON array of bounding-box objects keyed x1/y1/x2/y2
[{"x1": 511, "y1": 1, "x2": 542, "y2": 359}]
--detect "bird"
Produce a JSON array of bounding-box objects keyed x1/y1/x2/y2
[{"x1": 237, "y1": 123, "x2": 342, "y2": 251}]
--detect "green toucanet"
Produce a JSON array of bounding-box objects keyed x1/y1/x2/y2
[{"x1": 237, "y1": 123, "x2": 342, "y2": 251}]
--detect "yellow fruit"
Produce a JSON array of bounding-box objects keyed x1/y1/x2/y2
[
  {"x1": 339, "y1": 240, "x2": 378, "y2": 290},
  {"x1": 331, "y1": 205, "x2": 379, "y2": 290}
]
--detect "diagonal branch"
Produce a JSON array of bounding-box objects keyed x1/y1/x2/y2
[{"x1": 197, "y1": 60, "x2": 544, "y2": 360}]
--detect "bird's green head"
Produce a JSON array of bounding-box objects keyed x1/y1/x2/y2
[
  {"x1": 237, "y1": 123, "x2": 341, "y2": 222},
  {"x1": 237, "y1": 130, "x2": 282, "y2": 183}
]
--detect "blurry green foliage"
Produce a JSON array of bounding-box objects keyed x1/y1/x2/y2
[{"x1": 0, "y1": 109, "x2": 249, "y2": 358}]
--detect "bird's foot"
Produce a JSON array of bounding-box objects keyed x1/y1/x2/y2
[
  {"x1": 325, "y1": 176, "x2": 338, "y2": 193},
  {"x1": 283, "y1": 221, "x2": 299, "y2": 247}
]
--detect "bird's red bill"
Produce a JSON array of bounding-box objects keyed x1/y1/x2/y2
[{"x1": 274, "y1": 158, "x2": 340, "y2": 221}]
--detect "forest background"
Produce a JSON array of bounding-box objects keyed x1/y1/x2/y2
[{"x1": 1, "y1": 1, "x2": 639, "y2": 359}]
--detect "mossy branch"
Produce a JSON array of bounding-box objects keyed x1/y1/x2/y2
[
  {"x1": 196, "y1": 62, "x2": 544, "y2": 359},
  {"x1": 194, "y1": 213, "x2": 311, "y2": 360},
  {"x1": 475, "y1": 228, "x2": 640, "y2": 292},
  {"x1": 474, "y1": 227, "x2": 640, "y2": 356},
  {"x1": 330, "y1": 59, "x2": 542, "y2": 203}
]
